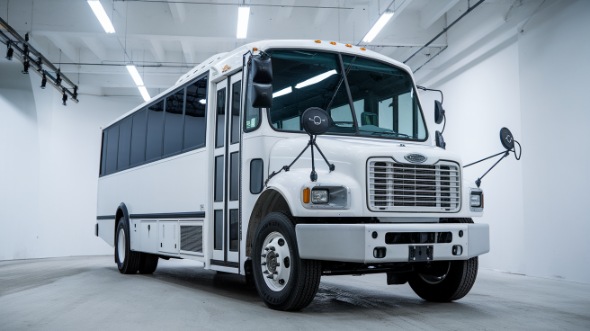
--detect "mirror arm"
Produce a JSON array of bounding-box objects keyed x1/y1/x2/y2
[
  {"x1": 463, "y1": 150, "x2": 508, "y2": 168},
  {"x1": 473, "y1": 151, "x2": 510, "y2": 188}
]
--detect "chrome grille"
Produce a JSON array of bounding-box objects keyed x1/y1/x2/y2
[{"x1": 368, "y1": 159, "x2": 461, "y2": 212}]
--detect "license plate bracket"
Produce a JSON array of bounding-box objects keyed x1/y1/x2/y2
[{"x1": 409, "y1": 245, "x2": 433, "y2": 262}]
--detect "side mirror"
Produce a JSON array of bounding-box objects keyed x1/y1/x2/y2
[
  {"x1": 500, "y1": 127, "x2": 514, "y2": 150},
  {"x1": 301, "y1": 107, "x2": 331, "y2": 136},
  {"x1": 434, "y1": 100, "x2": 445, "y2": 124},
  {"x1": 249, "y1": 53, "x2": 273, "y2": 108},
  {"x1": 435, "y1": 130, "x2": 446, "y2": 149}
]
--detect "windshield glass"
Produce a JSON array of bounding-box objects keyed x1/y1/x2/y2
[{"x1": 267, "y1": 49, "x2": 427, "y2": 141}]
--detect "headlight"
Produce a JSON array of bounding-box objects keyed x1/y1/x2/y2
[
  {"x1": 470, "y1": 191, "x2": 483, "y2": 208},
  {"x1": 311, "y1": 189, "x2": 329, "y2": 204},
  {"x1": 302, "y1": 185, "x2": 350, "y2": 209}
]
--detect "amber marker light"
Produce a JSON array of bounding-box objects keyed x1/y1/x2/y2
[{"x1": 302, "y1": 188, "x2": 311, "y2": 204}]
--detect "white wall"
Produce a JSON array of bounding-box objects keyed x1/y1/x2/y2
[
  {"x1": 417, "y1": 0, "x2": 590, "y2": 283},
  {"x1": 0, "y1": 61, "x2": 138, "y2": 260}
]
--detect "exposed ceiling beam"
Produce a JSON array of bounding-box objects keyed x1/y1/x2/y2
[
  {"x1": 420, "y1": 0, "x2": 461, "y2": 30},
  {"x1": 168, "y1": 2, "x2": 186, "y2": 23},
  {"x1": 44, "y1": 35, "x2": 79, "y2": 63}
]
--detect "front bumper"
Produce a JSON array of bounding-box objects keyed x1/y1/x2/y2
[{"x1": 295, "y1": 223, "x2": 489, "y2": 264}]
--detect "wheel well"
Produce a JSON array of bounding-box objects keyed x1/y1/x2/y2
[
  {"x1": 115, "y1": 203, "x2": 129, "y2": 240},
  {"x1": 245, "y1": 189, "x2": 291, "y2": 257}
]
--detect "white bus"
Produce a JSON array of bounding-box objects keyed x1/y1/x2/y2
[{"x1": 96, "y1": 40, "x2": 489, "y2": 311}]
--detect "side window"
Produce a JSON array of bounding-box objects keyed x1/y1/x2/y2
[
  {"x1": 117, "y1": 116, "x2": 132, "y2": 171},
  {"x1": 146, "y1": 100, "x2": 164, "y2": 161},
  {"x1": 100, "y1": 131, "x2": 107, "y2": 176},
  {"x1": 215, "y1": 88, "x2": 226, "y2": 148},
  {"x1": 130, "y1": 108, "x2": 147, "y2": 166},
  {"x1": 164, "y1": 88, "x2": 185, "y2": 156},
  {"x1": 184, "y1": 76, "x2": 207, "y2": 150},
  {"x1": 105, "y1": 125, "x2": 119, "y2": 175},
  {"x1": 230, "y1": 81, "x2": 241, "y2": 144}
]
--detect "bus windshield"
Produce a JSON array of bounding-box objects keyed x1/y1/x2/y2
[{"x1": 267, "y1": 49, "x2": 427, "y2": 141}]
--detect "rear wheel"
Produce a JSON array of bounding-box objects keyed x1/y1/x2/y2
[
  {"x1": 408, "y1": 218, "x2": 479, "y2": 302},
  {"x1": 252, "y1": 212, "x2": 321, "y2": 311},
  {"x1": 115, "y1": 217, "x2": 141, "y2": 274}
]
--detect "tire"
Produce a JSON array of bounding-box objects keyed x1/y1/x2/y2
[
  {"x1": 408, "y1": 218, "x2": 478, "y2": 302},
  {"x1": 115, "y1": 217, "x2": 141, "y2": 274},
  {"x1": 252, "y1": 212, "x2": 321, "y2": 311},
  {"x1": 138, "y1": 254, "x2": 159, "y2": 274},
  {"x1": 408, "y1": 257, "x2": 478, "y2": 302}
]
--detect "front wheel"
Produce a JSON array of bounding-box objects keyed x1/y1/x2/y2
[
  {"x1": 252, "y1": 212, "x2": 321, "y2": 311},
  {"x1": 408, "y1": 257, "x2": 478, "y2": 302}
]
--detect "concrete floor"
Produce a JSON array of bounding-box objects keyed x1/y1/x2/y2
[{"x1": 1, "y1": 256, "x2": 589, "y2": 330}]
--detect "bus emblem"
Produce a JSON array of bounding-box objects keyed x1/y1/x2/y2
[{"x1": 404, "y1": 153, "x2": 427, "y2": 164}]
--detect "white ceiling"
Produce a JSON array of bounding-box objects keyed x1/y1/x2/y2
[{"x1": 0, "y1": 0, "x2": 533, "y2": 100}]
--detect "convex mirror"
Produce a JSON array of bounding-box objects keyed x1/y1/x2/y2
[{"x1": 249, "y1": 53, "x2": 273, "y2": 108}]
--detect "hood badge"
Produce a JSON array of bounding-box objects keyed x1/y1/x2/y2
[{"x1": 404, "y1": 153, "x2": 427, "y2": 164}]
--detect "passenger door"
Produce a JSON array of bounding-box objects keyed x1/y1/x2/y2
[{"x1": 211, "y1": 73, "x2": 242, "y2": 270}]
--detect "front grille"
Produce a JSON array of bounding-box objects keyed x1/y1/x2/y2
[{"x1": 367, "y1": 159, "x2": 461, "y2": 212}]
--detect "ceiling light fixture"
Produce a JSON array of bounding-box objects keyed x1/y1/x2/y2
[
  {"x1": 62, "y1": 89, "x2": 68, "y2": 106},
  {"x1": 41, "y1": 72, "x2": 47, "y2": 89},
  {"x1": 362, "y1": 10, "x2": 394, "y2": 43},
  {"x1": 138, "y1": 85, "x2": 151, "y2": 102},
  {"x1": 6, "y1": 41, "x2": 14, "y2": 60},
  {"x1": 87, "y1": 0, "x2": 116, "y2": 34},
  {"x1": 126, "y1": 64, "x2": 151, "y2": 102},
  {"x1": 22, "y1": 59, "x2": 30, "y2": 74},
  {"x1": 236, "y1": 6, "x2": 250, "y2": 39}
]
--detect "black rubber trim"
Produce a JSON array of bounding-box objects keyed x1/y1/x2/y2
[
  {"x1": 97, "y1": 215, "x2": 116, "y2": 220},
  {"x1": 210, "y1": 259, "x2": 239, "y2": 268},
  {"x1": 129, "y1": 212, "x2": 206, "y2": 219}
]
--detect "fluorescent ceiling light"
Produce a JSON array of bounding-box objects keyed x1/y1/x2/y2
[
  {"x1": 138, "y1": 85, "x2": 151, "y2": 102},
  {"x1": 87, "y1": 0, "x2": 116, "y2": 34},
  {"x1": 236, "y1": 6, "x2": 250, "y2": 39},
  {"x1": 126, "y1": 65, "x2": 150, "y2": 101},
  {"x1": 295, "y1": 70, "x2": 337, "y2": 89},
  {"x1": 273, "y1": 86, "x2": 292, "y2": 98},
  {"x1": 362, "y1": 11, "x2": 394, "y2": 43},
  {"x1": 126, "y1": 65, "x2": 144, "y2": 86}
]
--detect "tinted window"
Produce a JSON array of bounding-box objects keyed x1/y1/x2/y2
[
  {"x1": 105, "y1": 125, "x2": 119, "y2": 174},
  {"x1": 184, "y1": 77, "x2": 207, "y2": 150},
  {"x1": 117, "y1": 116, "x2": 132, "y2": 171},
  {"x1": 130, "y1": 109, "x2": 147, "y2": 166},
  {"x1": 100, "y1": 131, "x2": 107, "y2": 176},
  {"x1": 230, "y1": 81, "x2": 241, "y2": 144},
  {"x1": 230, "y1": 152, "x2": 239, "y2": 201},
  {"x1": 146, "y1": 100, "x2": 164, "y2": 161},
  {"x1": 214, "y1": 155, "x2": 224, "y2": 202},
  {"x1": 215, "y1": 88, "x2": 226, "y2": 148},
  {"x1": 164, "y1": 88, "x2": 185, "y2": 156}
]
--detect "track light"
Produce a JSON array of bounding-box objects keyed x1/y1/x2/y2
[
  {"x1": 41, "y1": 72, "x2": 47, "y2": 89},
  {"x1": 73, "y1": 86, "x2": 78, "y2": 100},
  {"x1": 22, "y1": 59, "x2": 30, "y2": 74},
  {"x1": 62, "y1": 89, "x2": 68, "y2": 106},
  {"x1": 56, "y1": 71, "x2": 62, "y2": 85},
  {"x1": 6, "y1": 42, "x2": 13, "y2": 60}
]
